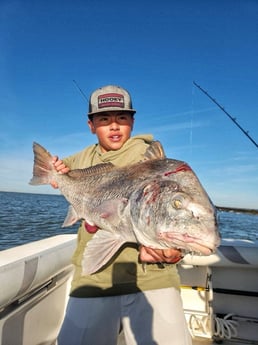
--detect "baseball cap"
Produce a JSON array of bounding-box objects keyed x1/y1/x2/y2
[{"x1": 88, "y1": 85, "x2": 136, "y2": 116}]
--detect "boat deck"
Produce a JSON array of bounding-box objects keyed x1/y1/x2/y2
[
  {"x1": 193, "y1": 340, "x2": 250, "y2": 345},
  {"x1": 1, "y1": 235, "x2": 257, "y2": 345},
  {"x1": 117, "y1": 332, "x2": 248, "y2": 345},
  {"x1": 193, "y1": 340, "x2": 242, "y2": 345}
]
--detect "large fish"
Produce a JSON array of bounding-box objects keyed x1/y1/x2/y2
[{"x1": 29, "y1": 142, "x2": 220, "y2": 274}]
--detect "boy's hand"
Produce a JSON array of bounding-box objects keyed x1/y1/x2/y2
[
  {"x1": 51, "y1": 156, "x2": 70, "y2": 188},
  {"x1": 139, "y1": 246, "x2": 183, "y2": 264}
]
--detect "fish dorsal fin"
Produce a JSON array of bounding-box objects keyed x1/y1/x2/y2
[
  {"x1": 68, "y1": 162, "x2": 115, "y2": 178},
  {"x1": 143, "y1": 141, "x2": 166, "y2": 161}
]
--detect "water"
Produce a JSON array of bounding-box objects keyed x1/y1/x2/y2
[
  {"x1": 0, "y1": 191, "x2": 78, "y2": 251},
  {"x1": 0, "y1": 191, "x2": 257, "y2": 251}
]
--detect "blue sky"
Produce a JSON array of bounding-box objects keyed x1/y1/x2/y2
[{"x1": 1, "y1": 0, "x2": 258, "y2": 209}]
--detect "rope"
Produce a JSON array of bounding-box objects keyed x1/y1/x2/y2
[
  {"x1": 213, "y1": 314, "x2": 238, "y2": 339},
  {"x1": 188, "y1": 313, "x2": 238, "y2": 339}
]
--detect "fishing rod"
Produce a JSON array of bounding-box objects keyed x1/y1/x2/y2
[
  {"x1": 73, "y1": 79, "x2": 89, "y2": 102},
  {"x1": 193, "y1": 81, "x2": 258, "y2": 149}
]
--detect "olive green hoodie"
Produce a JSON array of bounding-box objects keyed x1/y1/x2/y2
[{"x1": 63, "y1": 134, "x2": 180, "y2": 297}]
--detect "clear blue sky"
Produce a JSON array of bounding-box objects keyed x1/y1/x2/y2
[{"x1": 1, "y1": 0, "x2": 258, "y2": 209}]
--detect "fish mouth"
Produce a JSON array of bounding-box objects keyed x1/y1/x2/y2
[{"x1": 158, "y1": 232, "x2": 219, "y2": 256}]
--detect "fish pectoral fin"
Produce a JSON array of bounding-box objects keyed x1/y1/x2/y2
[
  {"x1": 62, "y1": 205, "x2": 80, "y2": 227},
  {"x1": 81, "y1": 230, "x2": 126, "y2": 275}
]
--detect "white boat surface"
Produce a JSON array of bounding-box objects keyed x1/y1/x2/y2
[{"x1": 0, "y1": 234, "x2": 258, "y2": 345}]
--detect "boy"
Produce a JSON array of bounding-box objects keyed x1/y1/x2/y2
[{"x1": 53, "y1": 85, "x2": 192, "y2": 345}]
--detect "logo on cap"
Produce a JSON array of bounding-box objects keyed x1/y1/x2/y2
[{"x1": 98, "y1": 93, "x2": 125, "y2": 109}]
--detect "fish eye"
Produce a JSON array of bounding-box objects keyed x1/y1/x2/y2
[
  {"x1": 171, "y1": 194, "x2": 186, "y2": 209},
  {"x1": 172, "y1": 199, "x2": 183, "y2": 209}
]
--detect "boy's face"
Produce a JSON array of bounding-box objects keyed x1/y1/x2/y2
[{"x1": 88, "y1": 111, "x2": 134, "y2": 152}]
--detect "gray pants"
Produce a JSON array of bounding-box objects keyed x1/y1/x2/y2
[{"x1": 58, "y1": 287, "x2": 192, "y2": 345}]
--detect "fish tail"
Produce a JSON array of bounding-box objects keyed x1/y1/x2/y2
[{"x1": 29, "y1": 142, "x2": 55, "y2": 185}]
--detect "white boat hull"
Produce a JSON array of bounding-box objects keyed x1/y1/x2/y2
[
  {"x1": 0, "y1": 235, "x2": 76, "y2": 345},
  {"x1": 0, "y1": 236, "x2": 258, "y2": 345},
  {"x1": 179, "y1": 239, "x2": 258, "y2": 344}
]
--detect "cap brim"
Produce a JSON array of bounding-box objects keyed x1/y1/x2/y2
[{"x1": 88, "y1": 108, "x2": 136, "y2": 116}]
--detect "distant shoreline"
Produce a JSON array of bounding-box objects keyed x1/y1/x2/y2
[{"x1": 216, "y1": 206, "x2": 258, "y2": 215}]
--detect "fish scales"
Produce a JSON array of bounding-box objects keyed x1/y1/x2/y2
[{"x1": 29, "y1": 141, "x2": 220, "y2": 274}]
